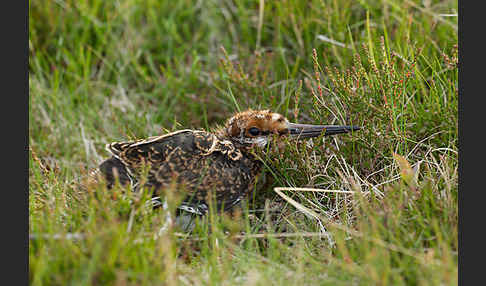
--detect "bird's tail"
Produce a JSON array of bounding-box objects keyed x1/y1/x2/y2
[{"x1": 98, "y1": 156, "x2": 132, "y2": 189}]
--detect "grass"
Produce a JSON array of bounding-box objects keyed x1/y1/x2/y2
[{"x1": 29, "y1": 0, "x2": 458, "y2": 285}]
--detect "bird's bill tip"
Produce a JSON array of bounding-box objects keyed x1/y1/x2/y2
[{"x1": 287, "y1": 123, "x2": 361, "y2": 139}]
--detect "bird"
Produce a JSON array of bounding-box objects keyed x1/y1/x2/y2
[{"x1": 97, "y1": 109, "x2": 360, "y2": 216}]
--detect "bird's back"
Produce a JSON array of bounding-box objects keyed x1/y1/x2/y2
[{"x1": 100, "y1": 130, "x2": 262, "y2": 214}]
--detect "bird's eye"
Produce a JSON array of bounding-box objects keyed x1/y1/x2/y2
[{"x1": 248, "y1": 127, "x2": 260, "y2": 136}]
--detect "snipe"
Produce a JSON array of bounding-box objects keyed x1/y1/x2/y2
[{"x1": 98, "y1": 109, "x2": 360, "y2": 215}]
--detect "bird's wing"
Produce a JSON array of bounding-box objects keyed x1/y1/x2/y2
[
  {"x1": 105, "y1": 130, "x2": 238, "y2": 181},
  {"x1": 106, "y1": 129, "x2": 194, "y2": 160},
  {"x1": 106, "y1": 129, "x2": 243, "y2": 168},
  {"x1": 104, "y1": 130, "x2": 254, "y2": 214}
]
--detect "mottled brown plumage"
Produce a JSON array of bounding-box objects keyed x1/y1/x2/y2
[{"x1": 98, "y1": 109, "x2": 360, "y2": 215}]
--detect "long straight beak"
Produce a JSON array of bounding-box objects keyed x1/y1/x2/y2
[{"x1": 287, "y1": 123, "x2": 361, "y2": 139}]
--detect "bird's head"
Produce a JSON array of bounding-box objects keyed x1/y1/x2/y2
[{"x1": 220, "y1": 109, "x2": 360, "y2": 148}]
